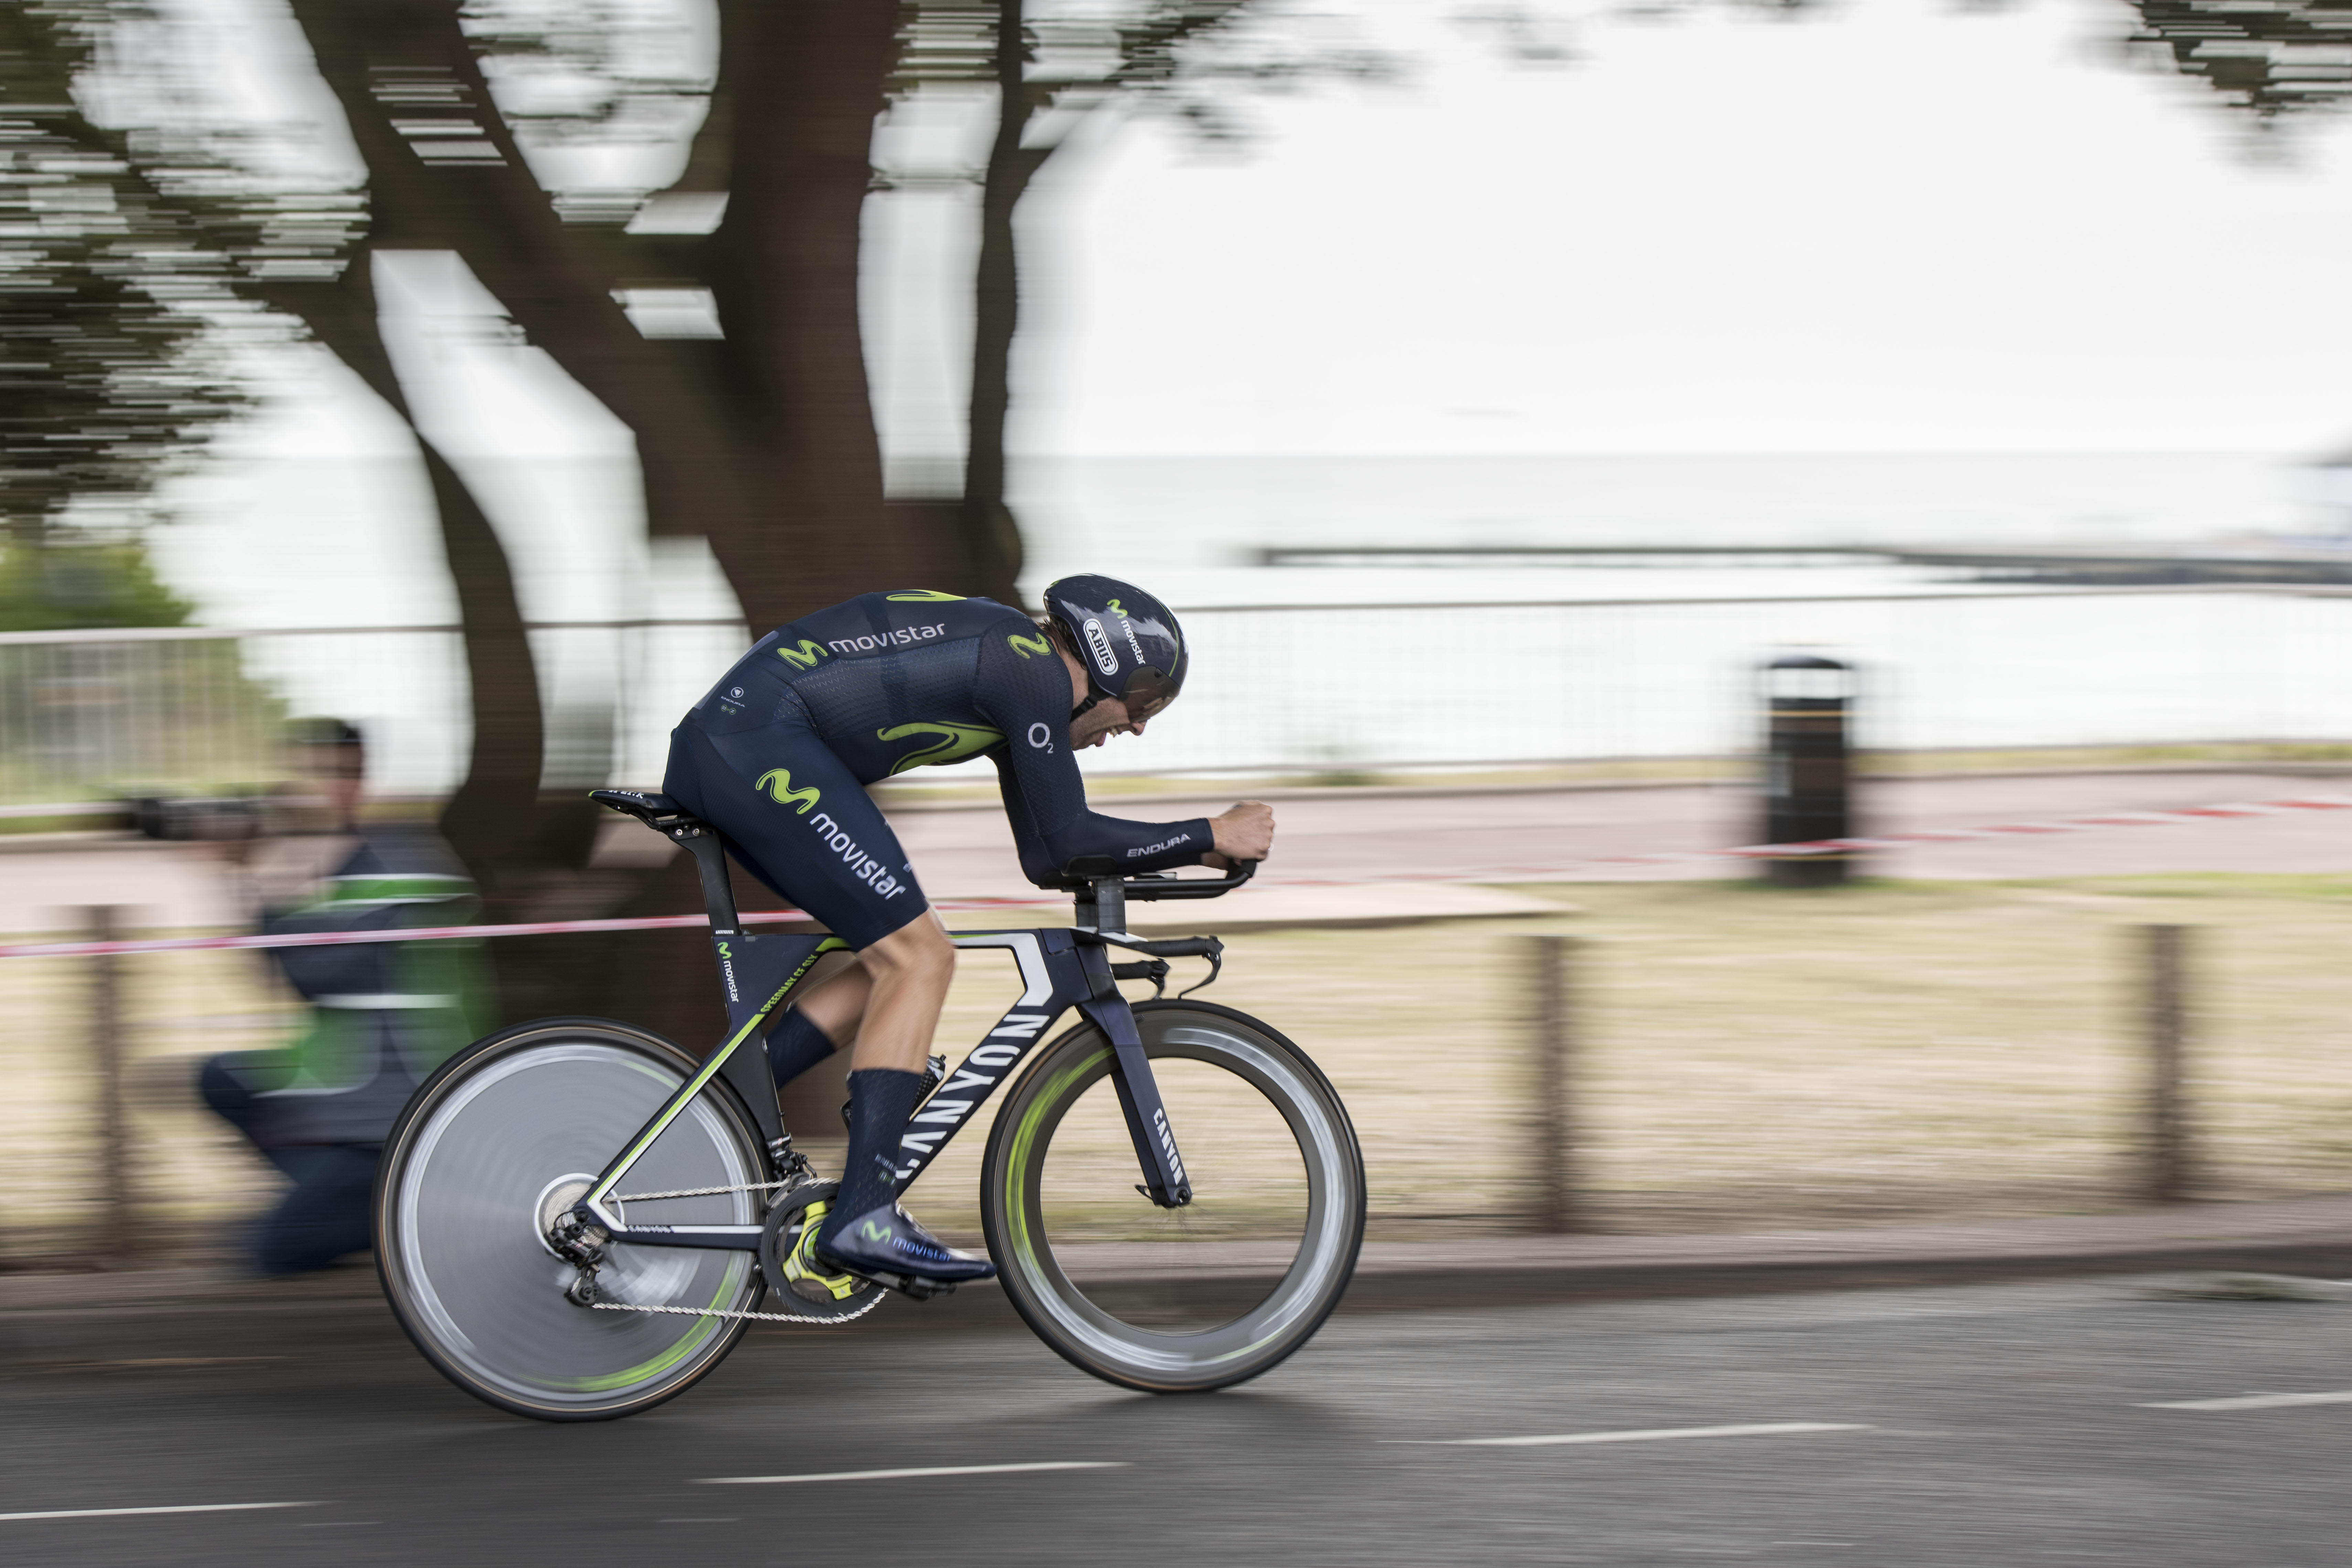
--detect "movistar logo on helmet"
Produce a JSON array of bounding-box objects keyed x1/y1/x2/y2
[{"x1": 1082, "y1": 618, "x2": 1119, "y2": 676}]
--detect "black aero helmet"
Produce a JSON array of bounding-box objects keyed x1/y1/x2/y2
[{"x1": 1042, "y1": 574, "x2": 1188, "y2": 720}]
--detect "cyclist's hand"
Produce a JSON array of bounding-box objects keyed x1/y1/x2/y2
[{"x1": 1205, "y1": 800, "x2": 1274, "y2": 867}]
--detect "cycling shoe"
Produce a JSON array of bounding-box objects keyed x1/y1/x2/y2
[{"x1": 814, "y1": 1200, "x2": 996, "y2": 1299}]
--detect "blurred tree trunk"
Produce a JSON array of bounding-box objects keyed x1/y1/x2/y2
[
  {"x1": 958, "y1": 0, "x2": 1047, "y2": 607},
  {"x1": 253, "y1": 0, "x2": 937, "y2": 1035},
  {"x1": 248, "y1": 253, "x2": 544, "y2": 907},
  {"x1": 703, "y1": 0, "x2": 905, "y2": 621}
]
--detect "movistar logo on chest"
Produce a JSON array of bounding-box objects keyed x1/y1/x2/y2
[
  {"x1": 878, "y1": 722, "x2": 1002, "y2": 776},
  {"x1": 830, "y1": 623, "x2": 947, "y2": 656},
  {"x1": 776, "y1": 622, "x2": 948, "y2": 669},
  {"x1": 1082, "y1": 618, "x2": 1119, "y2": 675}
]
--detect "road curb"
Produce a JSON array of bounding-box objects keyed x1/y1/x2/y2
[
  {"x1": 8, "y1": 1234, "x2": 2349, "y2": 1325},
  {"x1": 1329, "y1": 1234, "x2": 2352, "y2": 1313}
]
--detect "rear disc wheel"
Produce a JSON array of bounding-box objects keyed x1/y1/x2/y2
[{"x1": 375, "y1": 1018, "x2": 766, "y2": 1421}]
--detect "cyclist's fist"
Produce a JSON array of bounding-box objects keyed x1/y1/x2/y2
[{"x1": 1205, "y1": 800, "x2": 1274, "y2": 867}]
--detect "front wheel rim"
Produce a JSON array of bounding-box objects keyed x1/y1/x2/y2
[{"x1": 993, "y1": 1013, "x2": 1361, "y2": 1385}]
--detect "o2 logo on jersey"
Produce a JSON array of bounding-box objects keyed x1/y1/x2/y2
[
  {"x1": 1082, "y1": 618, "x2": 1119, "y2": 677},
  {"x1": 1027, "y1": 722, "x2": 1053, "y2": 751}
]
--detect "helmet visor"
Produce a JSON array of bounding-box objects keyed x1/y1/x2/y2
[{"x1": 1122, "y1": 666, "x2": 1180, "y2": 721}]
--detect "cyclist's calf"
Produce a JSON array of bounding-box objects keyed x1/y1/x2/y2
[{"x1": 842, "y1": 915, "x2": 956, "y2": 1075}]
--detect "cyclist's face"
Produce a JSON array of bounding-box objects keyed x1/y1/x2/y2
[{"x1": 1071, "y1": 698, "x2": 1144, "y2": 749}]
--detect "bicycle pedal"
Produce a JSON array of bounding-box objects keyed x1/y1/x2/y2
[{"x1": 877, "y1": 1272, "x2": 956, "y2": 1302}]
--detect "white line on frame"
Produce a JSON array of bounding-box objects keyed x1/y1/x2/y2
[
  {"x1": 2140, "y1": 1390, "x2": 2352, "y2": 1412},
  {"x1": 1393, "y1": 1421, "x2": 1874, "y2": 1448},
  {"x1": 698, "y1": 1461, "x2": 1127, "y2": 1486},
  {"x1": 0, "y1": 1502, "x2": 323, "y2": 1523}
]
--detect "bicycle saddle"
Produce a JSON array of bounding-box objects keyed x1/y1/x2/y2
[{"x1": 589, "y1": 789, "x2": 703, "y2": 831}]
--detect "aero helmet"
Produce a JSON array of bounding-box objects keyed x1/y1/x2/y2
[{"x1": 1042, "y1": 575, "x2": 1188, "y2": 720}]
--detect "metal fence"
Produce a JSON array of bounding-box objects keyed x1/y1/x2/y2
[{"x1": 5, "y1": 586, "x2": 2349, "y2": 808}]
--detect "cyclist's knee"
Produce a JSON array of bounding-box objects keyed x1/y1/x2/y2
[{"x1": 859, "y1": 914, "x2": 955, "y2": 988}]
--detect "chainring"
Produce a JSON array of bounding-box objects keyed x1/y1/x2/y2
[{"x1": 758, "y1": 1180, "x2": 884, "y2": 1321}]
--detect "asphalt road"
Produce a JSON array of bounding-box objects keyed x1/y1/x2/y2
[{"x1": 5, "y1": 1274, "x2": 2350, "y2": 1565}]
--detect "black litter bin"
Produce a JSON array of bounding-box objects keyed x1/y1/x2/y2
[{"x1": 1761, "y1": 654, "x2": 1855, "y2": 887}]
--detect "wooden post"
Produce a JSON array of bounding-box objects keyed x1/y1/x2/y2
[
  {"x1": 1524, "y1": 933, "x2": 1575, "y2": 1233},
  {"x1": 86, "y1": 905, "x2": 132, "y2": 1262},
  {"x1": 2142, "y1": 924, "x2": 2191, "y2": 1203}
]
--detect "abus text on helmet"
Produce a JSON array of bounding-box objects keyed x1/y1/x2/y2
[{"x1": 1082, "y1": 618, "x2": 1119, "y2": 676}]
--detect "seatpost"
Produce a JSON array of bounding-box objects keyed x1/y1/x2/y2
[
  {"x1": 677, "y1": 828, "x2": 742, "y2": 935},
  {"x1": 1075, "y1": 875, "x2": 1127, "y2": 936}
]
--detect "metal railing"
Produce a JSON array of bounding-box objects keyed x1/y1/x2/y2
[{"x1": 2, "y1": 585, "x2": 2346, "y2": 807}]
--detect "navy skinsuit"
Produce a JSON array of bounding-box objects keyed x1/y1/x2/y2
[{"x1": 664, "y1": 591, "x2": 1212, "y2": 948}]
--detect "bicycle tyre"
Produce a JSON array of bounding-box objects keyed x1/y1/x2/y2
[
  {"x1": 979, "y1": 1000, "x2": 1365, "y2": 1393},
  {"x1": 375, "y1": 1017, "x2": 767, "y2": 1421}
]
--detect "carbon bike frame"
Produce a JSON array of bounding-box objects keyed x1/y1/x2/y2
[{"x1": 573, "y1": 830, "x2": 1213, "y2": 1253}]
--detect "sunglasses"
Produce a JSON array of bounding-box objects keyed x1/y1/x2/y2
[{"x1": 1070, "y1": 667, "x2": 1179, "y2": 724}]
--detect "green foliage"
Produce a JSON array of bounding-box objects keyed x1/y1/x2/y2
[
  {"x1": 0, "y1": 2, "x2": 248, "y2": 539},
  {"x1": 0, "y1": 533, "x2": 192, "y2": 630}
]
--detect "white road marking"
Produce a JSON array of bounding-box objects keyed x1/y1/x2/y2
[
  {"x1": 0, "y1": 1502, "x2": 322, "y2": 1524},
  {"x1": 698, "y1": 1461, "x2": 1126, "y2": 1486},
  {"x1": 2140, "y1": 1390, "x2": 2352, "y2": 1412},
  {"x1": 1395, "y1": 1421, "x2": 1873, "y2": 1448}
]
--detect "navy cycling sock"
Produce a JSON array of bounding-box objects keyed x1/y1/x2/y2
[
  {"x1": 764, "y1": 1007, "x2": 839, "y2": 1088},
  {"x1": 821, "y1": 1068, "x2": 924, "y2": 1241}
]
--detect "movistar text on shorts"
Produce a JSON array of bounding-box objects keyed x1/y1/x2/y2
[{"x1": 810, "y1": 810, "x2": 911, "y2": 897}]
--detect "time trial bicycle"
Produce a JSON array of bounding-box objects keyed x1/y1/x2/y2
[{"x1": 372, "y1": 788, "x2": 1366, "y2": 1421}]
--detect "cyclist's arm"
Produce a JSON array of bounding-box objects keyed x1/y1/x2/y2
[{"x1": 976, "y1": 632, "x2": 1213, "y2": 883}]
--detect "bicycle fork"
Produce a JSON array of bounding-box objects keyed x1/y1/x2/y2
[{"x1": 1082, "y1": 989, "x2": 1194, "y2": 1208}]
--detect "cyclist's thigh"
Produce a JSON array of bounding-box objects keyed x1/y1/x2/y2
[{"x1": 665, "y1": 718, "x2": 926, "y2": 950}]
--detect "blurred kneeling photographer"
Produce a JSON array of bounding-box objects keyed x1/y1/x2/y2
[{"x1": 195, "y1": 719, "x2": 491, "y2": 1275}]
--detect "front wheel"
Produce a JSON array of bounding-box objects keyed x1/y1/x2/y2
[
  {"x1": 980, "y1": 1001, "x2": 1365, "y2": 1393},
  {"x1": 375, "y1": 1018, "x2": 768, "y2": 1421}
]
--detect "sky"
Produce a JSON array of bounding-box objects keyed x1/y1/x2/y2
[
  {"x1": 997, "y1": 0, "x2": 2352, "y2": 456},
  {"x1": 125, "y1": 0, "x2": 2352, "y2": 475},
  {"x1": 115, "y1": 0, "x2": 2352, "y2": 643}
]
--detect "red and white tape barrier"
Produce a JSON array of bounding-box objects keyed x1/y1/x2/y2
[
  {"x1": 1308, "y1": 793, "x2": 2352, "y2": 889},
  {"x1": 6, "y1": 793, "x2": 2349, "y2": 962}
]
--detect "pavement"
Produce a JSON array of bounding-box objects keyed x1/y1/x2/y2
[
  {"x1": 9, "y1": 1189, "x2": 2352, "y2": 1326},
  {"x1": 14, "y1": 765, "x2": 2352, "y2": 938},
  {"x1": 8, "y1": 1268, "x2": 2352, "y2": 1563}
]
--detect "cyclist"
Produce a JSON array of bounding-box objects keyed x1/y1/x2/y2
[{"x1": 662, "y1": 577, "x2": 1274, "y2": 1295}]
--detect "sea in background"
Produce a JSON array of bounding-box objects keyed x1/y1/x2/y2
[
  {"x1": 97, "y1": 449, "x2": 2348, "y2": 795},
  {"x1": 1005, "y1": 451, "x2": 2330, "y2": 607}
]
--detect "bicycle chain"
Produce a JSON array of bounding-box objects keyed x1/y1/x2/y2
[
  {"x1": 610, "y1": 1178, "x2": 795, "y2": 1203},
  {"x1": 582, "y1": 1172, "x2": 886, "y2": 1325},
  {"x1": 586, "y1": 1293, "x2": 884, "y2": 1327}
]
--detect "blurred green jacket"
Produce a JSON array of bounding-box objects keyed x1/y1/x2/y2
[{"x1": 240, "y1": 821, "x2": 494, "y2": 1147}]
